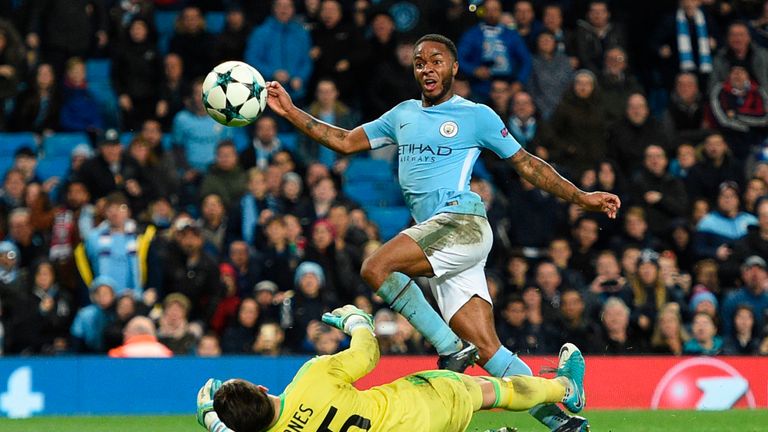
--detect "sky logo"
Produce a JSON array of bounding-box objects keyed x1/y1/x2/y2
[{"x1": 0, "y1": 367, "x2": 44, "y2": 418}]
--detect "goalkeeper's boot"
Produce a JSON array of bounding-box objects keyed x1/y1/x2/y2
[
  {"x1": 553, "y1": 415, "x2": 590, "y2": 432},
  {"x1": 556, "y1": 343, "x2": 586, "y2": 414},
  {"x1": 437, "y1": 340, "x2": 479, "y2": 373},
  {"x1": 483, "y1": 427, "x2": 518, "y2": 432}
]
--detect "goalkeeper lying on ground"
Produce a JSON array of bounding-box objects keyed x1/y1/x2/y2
[{"x1": 196, "y1": 305, "x2": 586, "y2": 432}]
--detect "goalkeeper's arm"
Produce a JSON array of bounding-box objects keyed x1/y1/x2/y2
[
  {"x1": 202, "y1": 411, "x2": 233, "y2": 432},
  {"x1": 322, "y1": 306, "x2": 379, "y2": 383}
]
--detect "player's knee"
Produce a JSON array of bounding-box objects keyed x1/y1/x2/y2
[{"x1": 360, "y1": 257, "x2": 387, "y2": 289}]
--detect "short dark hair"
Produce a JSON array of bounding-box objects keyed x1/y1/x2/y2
[
  {"x1": 214, "y1": 379, "x2": 275, "y2": 432},
  {"x1": 415, "y1": 34, "x2": 458, "y2": 61}
]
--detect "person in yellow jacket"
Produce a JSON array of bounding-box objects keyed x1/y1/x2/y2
[{"x1": 196, "y1": 305, "x2": 586, "y2": 432}]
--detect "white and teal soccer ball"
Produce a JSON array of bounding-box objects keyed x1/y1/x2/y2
[{"x1": 202, "y1": 61, "x2": 267, "y2": 127}]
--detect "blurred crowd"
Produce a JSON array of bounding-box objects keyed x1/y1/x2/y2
[{"x1": 0, "y1": 0, "x2": 767, "y2": 358}]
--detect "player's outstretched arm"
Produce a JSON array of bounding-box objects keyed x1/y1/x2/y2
[
  {"x1": 265, "y1": 81, "x2": 370, "y2": 155},
  {"x1": 321, "y1": 305, "x2": 380, "y2": 383},
  {"x1": 510, "y1": 149, "x2": 621, "y2": 219}
]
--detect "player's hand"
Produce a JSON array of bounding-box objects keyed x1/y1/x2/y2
[
  {"x1": 322, "y1": 305, "x2": 373, "y2": 335},
  {"x1": 265, "y1": 81, "x2": 295, "y2": 117},
  {"x1": 578, "y1": 191, "x2": 621, "y2": 219},
  {"x1": 196, "y1": 378, "x2": 222, "y2": 427}
]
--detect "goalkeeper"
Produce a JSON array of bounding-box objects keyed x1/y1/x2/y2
[{"x1": 196, "y1": 306, "x2": 585, "y2": 432}]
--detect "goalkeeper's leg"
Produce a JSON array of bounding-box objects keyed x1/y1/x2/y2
[{"x1": 462, "y1": 375, "x2": 568, "y2": 412}]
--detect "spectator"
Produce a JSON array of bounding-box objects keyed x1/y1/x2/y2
[
  {"x1": 27, "y1": 0, "x2": 108, "y2": 73},
  {"x1": 172, "y1": 78, "x2": 234, "y2": 176},
  {"x1": 743, "y1": 177, "x2": 767, "y2": 215},
  {"x1": 108, "y1": 316, "x2": 173, "y2": 358},
  {"x1": 245, "y1": 0, "x2": 312, "y2": 102},
  {"x1": 588, "y1": 250, "x2": 633, "y2": 311},
  {"x1": 168, "y1": 6, "x2": 213, "y2": 80},
  {"x1": 541, "y1": 4, "x2": 571, "y2": 57},
  {"x1": 222, "y1": 297, "x2": 261, "y2": 354},
  {"x1": 253, "y1": 280, "x2": 282, "y2": 324},
  {"x1": 24, "y1": 184, "x2": 55, "y2": 236},
  {"x1": 630, "y1": 145, "x2": 689, "y2": 235},
  {"x1": 309, "y1": 0, "x2": 367, "y2": 104},
  {"x1": 213, "y1": 7, "x2": 250, "y2": 65},
  {"x1": 156, "y1": 53, "x2": 189, "y2": 128},
  {"x1": 196, "y1": 333, "x2": 222, "y2": 357},
  {"x1": 662, "y1": 73, "x2": 708, "y2": 145},
  {"x1": 367, "y1": 37, "x2": 420, "y2": 121},
  {"x1": 630, "y1": 250, "x2": 684, "y2": 335},
  {"x1": 49, "y1": 181, "x2": 93, "y2": 289},
  {"x1": 652, "y1": 0, "x2": 717, "y2": 92},
  {"x1": 137, "y1": 119, "x2": 179, "y2": 201},
  {"x1": 457, "y1": 0, "x2": 531, "y2": 101},
  {"x1": 156, "y1": 292, "x2": 197, "y2": 354},
  {"x1": 695, "y1": 181, "x2": 757, "y2": 259},
  {"x1": 683, "y1": 312, "x2": 723, "y2": 355},
  {"x1": 507, "y1": 176, "x2": 561, "y2": 249},
  {"x1": 227, "y1": 240, "x2": 261, "y2": 298},
  {"x1": 686, "y1": 133, "x2": 743, "y2": 200},
  {"x1": 124, "y1": 139, "x2": 160, "y2": 214},
  {"x1": 528, "y1": 30, "x2": 573, "y2": 120},
  {"x1": 327, "y1": 203, "x2": 368, "y2": 266},
  {"x1": 102, "y1": 292, "x2": 138, "y2": 351},
  {"x1": 295, "y1": 176, "x2": 338, "y2": 232},
  {"x1": 729, "y1": 199, "x2": 768, "y2": 269},
  {"x1": 712, "y1": 22, "x2": 768, "y2": 91},
  {"x1": 570, "y1": 217, "x2": 600, "y2": 281},
  {"x1": 162, "y1": 217, "x2": 222, "y2": 324},
  {"x1": 58, "y1": 57, "x2": 104, "y2": 134},
  {"x1": 365, "y1": 10, "x2": 397, "y2": 74},
  {"x1": 650, "y1": 302, "x2": 690, "y2": 355},
  {"x1": 573, "y1": 1, "x2": 626, "y2": 73},
  {"x1": 721, "y1": 255, "x2": 768, "y2": 336},
  {"x1": 9, "y1": 259, "x2": 72, "y2": 354},
  {"x1": 669, "y1": 142, "x2": 698, "y2": 180},
  {"x1": 299, "y1": 78, "x2": 357, "y2": 167},
  {"x1": 598, "y1": 48, "x2": 643, "y2": 126},
  {"x1": 0, "y1": 168, "x2": 26, "y2": 221},
  {"x1": 76, "y1": 130, "x2": 142, "y2": 202},
  {"x1": 599, "y1": 297, "x2": 647, "y2": 354},
  {"x1": 556, "y1": 288, "x2": 601, "y2": 353},
  {"x1": 209, "y1": 263, "x2": 241, "y2": 335},
  {"x1": 112, "y1": 17, "x2": 162, "y2": 130},
  {"x1": 513, "y1": 1, "x2": 542, "y2": 53},
  {"x1": 507, "y1": 91, "x2": 548, "y2": 153},
  {"x1": 198, "y1": 193, "x2": 230, "y2": 258},
  {"x1": 749, "y1": 1, "x2": 768, "y2": 48},
  {"x1": 240, "y1": 116, "x2": 283, "y2": 171},
  {"x1": 548, "y1": 70, "x2": 608, "y2": 175},
  {"x1": 0, "y1": 18, "x2": 24, "y2": 129},
  {"x1": 81, "y1": 192, "x2": 155, "y2": 299},
  {"x1": 285, "y1": 261, "x2": 334, "y2": 349},
  {"x1": 304, "y1": 218, "x2": 364, "y2": 304},
  {"x1": 279, "y1": 171, "x2": 306, "y2": 216},
  {"x1": 69, "y1": 276, "x2": 116, "y2": 353},
  {"x1": 258, "y1": 215, "x2": 299, "y2": 292},
  {"x1": 709, "y1": 64, "x2": 768, "y2": 159},
  {"x1": 609, "y1": 94, "x2": 670, "y2": 177},
  {"x1": 200, "y1": 141, "x2": 247, "y2": 209},
  {"x1": 7, "y1": 207, "x2": 48, "y2": 269},
  {"x1": 723, "y1": 305, "x2": 761, "y2": 355},
  {"x1": 688, "y1": 286, "x2": 718, "y2": 319},
  {"x1": 10, "y1": 63, "x2": 61, "y2": 133},
  {"x1": 253, "y1": 321, "x2": 285, "y2": 355},
  {"x1": 496, "y1": 295, "x2": 549, "y2": 354},
  {"x1": 108, "y1": 0, "x2": 154, "y2": 41},
  {"x1": 232, "y1": 168, "x2": 279, "y2": 246},
  {"x1": 534, "y1": 261, "x2": 565, "y2": 323}
]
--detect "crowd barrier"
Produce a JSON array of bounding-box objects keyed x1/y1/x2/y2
[{"x1": 0, "y1": 355, "x2": 765, "y2": 418}]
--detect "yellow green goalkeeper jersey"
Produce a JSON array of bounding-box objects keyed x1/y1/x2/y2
[{"x1": 265, "y1": 328, "x2": 481, "y2": 432}]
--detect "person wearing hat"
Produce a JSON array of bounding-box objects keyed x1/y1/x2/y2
[
  {"x1": 76, "y1": 191, "x2": 157, "y2": 302},
  {"x1": 720, "y1": 255, "x2": 768, "y2": 336},
  {"x1": 253, "y1": 280, "x2": 281, "y2": 323},
  {"x1": 694, "y1": 181, "x2": 758, "y2": 260},
  {"x1": 73, "y1": 128, "x2": 145, "y2": 202},
  {"x1": 70, "y1": 275, "x2": 117, "y2": 352},
  {"x1": 688, "y1": 286, "x2": 719, "y2": 318},
  {"x1": 285, "y1": 261, "x2": 335, "y2": 350}
]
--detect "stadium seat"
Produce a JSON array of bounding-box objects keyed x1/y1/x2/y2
[
  {"x1": 86, "y1": 59, "x2": 111, "y2": 84},
  {"x1": 155, "y1": 11, "x2": 179, "y2": 54},
  {"x1": 343, "y1": 180, "x2": 403, "y2": 207},
  {"x1": 344, "y1": 158, "x2": 394, "y2": 182},
  {"x1": 121, "y1": 132, "x2": 135, "y2": 147},
  {"x1": 231, "y1": 127, "x2": 250, "y2": 152},
  {"x1": 205, "y1": 12, "x2": 226, "y2": 34},
  {"x1": 36, "y1": 157, "x2": 70, "y2": 181},
  {"x1": 43, "y1": 133, "x2": 90, "y2": 158},
  {"x1": 0, "y1": 156, "x2": 14, "y2": 179},
  {"x1": 0, "y1": 132, "x2": 37, "y2": 157},
  {"x1": 365, "y1": 206, "x2": 411, "y2": 241}
]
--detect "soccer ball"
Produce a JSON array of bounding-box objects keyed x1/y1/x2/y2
[{"x1": 202, "y1": 61, "x2": 267, "y2": 127}]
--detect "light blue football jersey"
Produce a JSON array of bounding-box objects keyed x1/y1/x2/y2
[{"x1": 362, "y1": 95, "x2": 522, "y2": 223}]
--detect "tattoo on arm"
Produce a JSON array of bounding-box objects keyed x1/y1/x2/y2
[
  {"x1": 513, "y1": 150, "x2": 583, "y2": 204},
  {"x1": 295, "y1": 111, "x2": 350, "y2": 153}
]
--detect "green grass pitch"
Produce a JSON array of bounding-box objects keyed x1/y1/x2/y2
[{"x1": 1, "y1": 410, "x2": 766, "y2": 432}]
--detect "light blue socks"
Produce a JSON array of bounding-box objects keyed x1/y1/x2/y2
[{"x1": 377, "y1": 272, "x2": 462, "y2": 356}]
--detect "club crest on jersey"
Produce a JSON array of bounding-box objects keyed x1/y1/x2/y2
[{"x1": 439, "y1": 121, "x2": 459, "y2": 138}]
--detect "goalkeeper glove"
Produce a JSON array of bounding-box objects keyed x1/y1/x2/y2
[
  {"x1": 196, "y1": 378, "x2": 222, "y2": 427},
  {"x1": 321, "y1": 305, "x2": 374, "y2": 335}
]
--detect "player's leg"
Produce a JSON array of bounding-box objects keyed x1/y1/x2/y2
[
  {"x1": 471, "y1": 376, "x2": 567, "y2": 411},
  {"x1": 360, "y1": 232, "x2": 464, "y2": 356}
]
